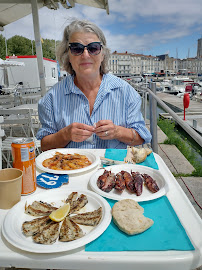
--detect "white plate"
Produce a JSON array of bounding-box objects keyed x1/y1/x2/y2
[
  {"x1": 36, "y1": 148, "x2": 100, "y2": 175},
  {"x1": 89, "y1": 164, "x2": 168, "y2": 202},
  {"x1": 2, "y1": 189, "x2": 111, "y2": 253}
]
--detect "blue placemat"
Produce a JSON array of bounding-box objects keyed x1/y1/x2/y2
[
  {"x1": 85, "y1": 149, "x2": 194, "y2": 252},
  {"x1": 85, "y1": 196, "x2": 194, "y2": 251},
  {"x1": 104, "y1": 148, "x2": 159, "y2": 170}
]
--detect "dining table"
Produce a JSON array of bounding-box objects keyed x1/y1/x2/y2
[{"x1": 0, "y1": 148, "x2": 201, "y2": 270}]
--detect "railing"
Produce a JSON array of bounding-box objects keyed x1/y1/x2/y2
[{"x1": 128, "y1": 81, "x2": 202, "y2": 151}]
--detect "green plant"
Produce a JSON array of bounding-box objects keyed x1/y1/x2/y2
[{"x1": 158, "y1": 118, "x2": 202, "y2": 176}]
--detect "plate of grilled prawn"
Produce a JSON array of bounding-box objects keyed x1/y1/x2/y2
[
  {"x1": 2, "y1": 189, "x2": 111, "y2": 253},
  {"x1": 36, "y1": 149, "x2": 100, "y2": 175},
  {"x1": 89, "y1": 164, "x2": 168, "y2": 202}
]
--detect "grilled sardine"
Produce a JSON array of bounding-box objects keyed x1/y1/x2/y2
[
  {"x1": 59, "y1": 217, "x2": 83, "y2": 242},
  {"x1": 22, "y1": 216, "x2": 51, "y2": 236},
  {"x1": 71, "y1": 207, "x2": 102, "y2": 226},
  {"x1": 65, "y1": 192, "x2": 78, "y2": 208},
  {"x1": 25, "y1": 201, "x2": 58, "y2": 216},
  {"x1": 69, "y1": 194, "x2": 88, "y2": 214},
  {"x1": 32, "y1": 221, "x2": 60, "y2": 244}
]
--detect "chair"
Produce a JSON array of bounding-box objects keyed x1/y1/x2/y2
[
  {"x1": 0, "y1": 95, "x2": 15, "y2": 109},
  {"x1": 0, "y1": 108, "x2": 41, "y2": 168}
]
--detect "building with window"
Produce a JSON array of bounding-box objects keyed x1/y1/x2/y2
[
  {"x1": 109, "y1": 50, "x2": 202, "y2": 76},
  {"x1": 109, "y1": 51, "x2": 165, "y2": 76},
  {"x1": 5, "y1": 55, "x2": 58, "y2": 88},
  {"x1": 109, "y1": 51, "x2": 131, "y2": 75},
  {"x1": 178, "y1": 57, "x2": 202, "y2": 75}
]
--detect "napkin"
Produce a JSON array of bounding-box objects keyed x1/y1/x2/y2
[
  {"x1": 85, "y1": 149, "x2": 194, "y2": 252},
  {"x1": 85, "y1": 197, "x2": 194, "y2": 251},
  {"x1": 104, "y1": 148, "x2": 159, "y2": 170}
]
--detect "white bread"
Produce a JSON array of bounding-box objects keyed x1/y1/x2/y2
[{"x1": 112, "y1": 199, "x2": 154, "y2": 235}]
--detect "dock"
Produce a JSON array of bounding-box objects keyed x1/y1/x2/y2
[
  {"x1": 155, "y1": 126, "x2": 202, "y2": 219},
  {"x1": 157, "y1": 92, "x2": 202, "y2": 134},
  {"x1": 151, "y1": 93, "x2": 202, "y2": 221}
]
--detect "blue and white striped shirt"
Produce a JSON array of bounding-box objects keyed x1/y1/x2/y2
[{"x1": 36, "y1": 73, "x2": 151, "y2": 149}]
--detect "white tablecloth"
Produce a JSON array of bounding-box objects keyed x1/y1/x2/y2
[{"x1": 0, "y1": 149, "x2": 201, "y2": 270}]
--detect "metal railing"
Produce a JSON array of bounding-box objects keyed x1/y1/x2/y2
[{"x1": 129, "y1": 81, "x2": 202, "y2": 151}]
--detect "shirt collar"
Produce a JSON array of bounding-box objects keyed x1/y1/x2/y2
[
  {"x1": 100, "y1": 73, "x2": 123, "y2": 93},
  {"x1": 64, "y1": 75, "x2": 80, "y2": 95},
  {"x1": 63, "y1": 73, "x2": 123, "y2": 95}
]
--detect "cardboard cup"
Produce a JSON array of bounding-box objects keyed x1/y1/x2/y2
[{"x1": 0, "y1": 168, "x2": 23, "y2": 209}]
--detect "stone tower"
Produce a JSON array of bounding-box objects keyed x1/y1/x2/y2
[{"x1": 197, "y1": 37, "x2": 202, "y2": 58}]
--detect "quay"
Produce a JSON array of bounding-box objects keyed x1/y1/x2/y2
[
  {"x1": 157, "y1": 92, "x2": 202, "y2": 135},
  {"x1": 152, "y1": 92, "x2": 202, "y2": 221},
  {"x1": 153, "y1": 124, "x2": 202, "y2": 220}
]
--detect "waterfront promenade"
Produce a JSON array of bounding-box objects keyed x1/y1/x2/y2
[
  {"x1": 157, "y1": 92, "x2": 202, "y2": 134},
  {"x1": 153, "y1": 124, "x2": 202, "y2": 219},
  {"x1": 156, "y1": 132, "x2": 202, "y2": 269},
  {"x1": 152, "y1": 93, "x2": 202, "y2": 220}
]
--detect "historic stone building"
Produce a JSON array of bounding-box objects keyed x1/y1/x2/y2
[{"x1": 109, "y1": 51, "x2": 164, "y2": 76}]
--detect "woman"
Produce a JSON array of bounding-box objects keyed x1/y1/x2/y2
[{"x1": 36, "y1": 19, "x2": 151, "y2": 151}]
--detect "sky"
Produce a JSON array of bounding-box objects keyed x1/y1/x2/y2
[{"x1": 2, "y1": 0, "x2": 202, "y2": 59}]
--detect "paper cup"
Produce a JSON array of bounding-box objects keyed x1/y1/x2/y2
[{"x1": 0, "y1": 168, "x2": 23, "y2": 209}]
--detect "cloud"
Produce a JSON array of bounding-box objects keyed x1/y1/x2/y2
[
  {"x1": 109, "y1": 0, "x2": 202, "y2": 27},
  {"x1": 104, "y1": 25, "x2": 193, "y2": 55},
  {"x1": 2, "y1": 0, "x2": 201, "y2": 58}
]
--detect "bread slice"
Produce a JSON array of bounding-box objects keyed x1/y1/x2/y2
[{"x1": 112, "y1": 199, "x2": 153, "y2": 235}]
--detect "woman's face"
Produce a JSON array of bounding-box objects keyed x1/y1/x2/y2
[{"x1": 68, "y1": 32, "x2": 104, "y2": 78}]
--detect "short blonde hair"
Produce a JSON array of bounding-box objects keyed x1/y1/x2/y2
[{"x1": 57, "y1": 19, "x2": 110, "y2": 75}]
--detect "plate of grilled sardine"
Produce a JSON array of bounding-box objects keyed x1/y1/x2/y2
[
  {"x1": 89, "y1": 164, "x2": 168, "y2": 202},
  {"x1": 36, "y1": 148, "x2": 100, "y2": 174},
  {"x1": 2, "y1": 189, "x2": 111, "y2": 253}
]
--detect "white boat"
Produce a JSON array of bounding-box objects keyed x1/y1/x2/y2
[
  {"x1": 170, "y1": 76, "x2": 194, "y2": 94},
  {"x1": 159, "y1": 79, "x2": 172, "y2": 92}
]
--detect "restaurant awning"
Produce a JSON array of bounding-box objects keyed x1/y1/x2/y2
[
  {"x1": 0, "y1": 0, "x2": 109, "y2": 96},
  {"x1": 0, "y1": 0, "x2": 109, "y2": 28}
]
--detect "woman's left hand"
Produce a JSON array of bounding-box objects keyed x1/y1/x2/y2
[{"x1": 94, "y1": 120, "x2": 118, "y2": 140}]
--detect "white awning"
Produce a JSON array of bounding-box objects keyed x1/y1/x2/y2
[{"x1": 0, "y1": 0, "x2": 109, "y2": 29}]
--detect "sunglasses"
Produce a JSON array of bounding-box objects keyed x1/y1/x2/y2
[{"x1": 69, "y1": 42, "x2": 102, "y2": 56}]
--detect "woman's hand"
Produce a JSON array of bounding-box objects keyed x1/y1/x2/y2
[
  {"x1": 41, "y1": 122, "x2": 95, "y2": 151},
  {"x1": 65, "y1": 122, "x2": 95, "y2": 142},
  {"x1": 94, "y1": 120, "x2": 118, "y2": 140},
  {"x1": 94, "y1": 120, "x2": 144, "y2": 146}
]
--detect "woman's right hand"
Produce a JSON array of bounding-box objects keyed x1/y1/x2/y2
[
  {"x1": 41, "y1": 123, "x2": 95, "y2": 151},
  {"x1": 65, "y1": 122, "x2": 95, "y2": 143}
]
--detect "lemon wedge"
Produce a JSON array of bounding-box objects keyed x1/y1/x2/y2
[{"x1": 49, "y1": 203, "x2": 70, "y2": 222}]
